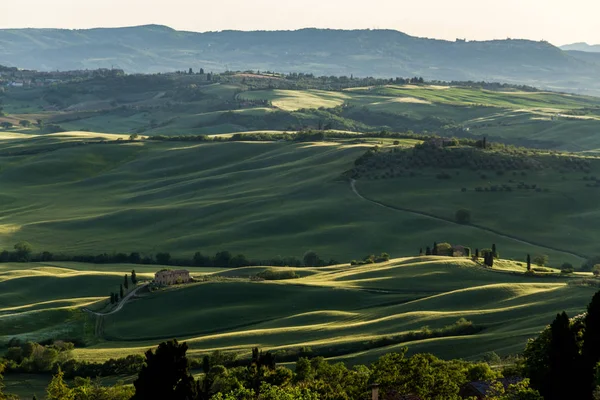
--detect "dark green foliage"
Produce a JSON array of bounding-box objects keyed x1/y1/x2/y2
[
  {"x1": 425, "y1": 246, "x2": 432, "y2": 256},
  {"x1": 527, "y1": 254, "x2": 532, "y2": 272},
  {"x1": 119, "y1": 284, "x2": 124, "y2": 300},
  {"x1": 13, "y1": 241, "x2": 32, "y2": 262},
  {"x1": 155, "y1": 252, "x2": 171, "y2": 265},
  {"x1": 132, "y1": 339, "x2": 196, "y2": 400},
  {"x1": 434, "y1": 242, "x2": 453, "y2": 256},
  {"x1": 303, "y1": 251, "x2": 322, "y2": 267},
  {"x1": 492, "y1": 244, "x2": 498, "y2": 258},
  {"x1": 124, "y1": 274, "x2": 129, "y2": 290},
  {"x1": 256, "y1": 269, "x2": 298, "y2": 280},
  {"x1": 131, "y1": 270, "x2": 138, "y2": 285},
  {"x1": 582, "y1": 292, "x2": 600, "y2": 398},
  {"x1": 533, "y1": 255, "x2": 548, "y2": 267},
  {"x1": 351, "y1": 253, "x2": 391, "y2": 265},
  {"x1": 455, "y1": 209, "x2": 471, "y2": 224},
  {"x1": 547, "y1": 312, "x2": 579, "y2": 400},
  {"x1": 432, "y1": 242, "x2": 438, "y2": 256}
]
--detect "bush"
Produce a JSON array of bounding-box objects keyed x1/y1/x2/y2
[
  {"x1": 561, "y1": 262, "x2": 574, "y2": 270},
  {"x1": 455, "y1": 209, "x2": 471, "y2": 224},
  {"x1": 533, "y1": 254, "x2": 549, "y2": 267},
  {"x1": 435, "y1": 243, "x2": 453, "y2": 256},
  {"x1": 561, "y1": 268, "x2": 574, "y2": 274},
  {"x1": 256, "y1": 268, "x2": 298, "y2": 280}
]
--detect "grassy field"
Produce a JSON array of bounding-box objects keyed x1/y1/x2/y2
[
  {"x1": 0, "y1": 136, "x2": 588, "y2": 266},
  {"x1": 4, "y1": 81, "x2": 600, "y2": 150},
  {"x1": 0, "y1": 258, "x2": 594, "y2": 367}
]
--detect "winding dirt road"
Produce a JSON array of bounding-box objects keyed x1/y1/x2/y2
[
  {"x1": 83, "y1": 283, "x2": 149, "y2": 316},
  {"x1": 350, "y1": 179, "x2": 585, "y2": 260}
]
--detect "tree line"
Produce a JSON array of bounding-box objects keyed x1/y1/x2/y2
[{"x1": 0, "y1": 242, "x2": 337, "y2": 268}]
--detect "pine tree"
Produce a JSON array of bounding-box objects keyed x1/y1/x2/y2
[
  {"x1": 120, "y1": 284, "x2": 124, "y2": 300},
  {"x1": 46, "y1": 367, "x2": 73, "y2": 400},
  {"x1": 582, "y1": 291, "x2": 600, "y2": 399},
  {"x1": 131, "y1": 270, "x2": 137, "y2": 285},
  {"x1": 124, "y1": 274, "x2": 129, "y2": 290},
  {"x1": 527, "y1": 254, "x2": 532, "y2": 271},
  {"x1": 547, "y1": 312, "x2": 579, "y2": 400}
]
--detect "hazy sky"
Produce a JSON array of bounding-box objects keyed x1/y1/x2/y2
[{"x1": 2, "y1": 0, "x2": 599, "y2": 45}]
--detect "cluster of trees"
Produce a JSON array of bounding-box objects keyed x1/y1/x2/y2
[
  {"x1": 109, "y1": 271, "x2": 137, "y2": 304},
  {"x1": 0, "y1": 243, "x2": 337, "y2": 269},
  {"x1": 2, "y1": 340, "x2": 74, "y2": 374},
  {"x1": 350, "y1": 252, "x2": 390, "y2": 265},
  {"x1": 25, "y1": 338, "x2": 541, "y2": 400},
  {"x1": 523, "y1": 290, "x2": 600, "y2": 400}
]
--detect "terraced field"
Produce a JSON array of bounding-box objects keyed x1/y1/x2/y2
[{"x1": 0, "y1": 258, "x2": 594, "y2": 365}]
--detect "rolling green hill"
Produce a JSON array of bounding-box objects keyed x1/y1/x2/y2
[
  {"x1": 0, "y1": 258, "x2": 595, "y2": 365},
  {"x1": 0, "y1": 135, "x2": 593, "y2": 267},
  {"x1": 3, "y1": 77, "x2": 600, "y2": 151}
]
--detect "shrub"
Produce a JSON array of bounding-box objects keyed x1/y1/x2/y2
[
  {"x1": 533, "y1": 254, "x2": 549, "y2": 267},
  {"x1": 257, "y1": 269, "x2": 298, "y2": 280},
  {"x1": 561, "y1": 268, "x2": 575, "y2": 274},
  {"x1": 435, "y1": 243, "x2": 453, "y2": 256},
  {"x1": 455, "y1": 209, "x2": 471, "y2": 224},
  {"x1": 561, "y1": 262, "x2": 574, "y2": 271}
]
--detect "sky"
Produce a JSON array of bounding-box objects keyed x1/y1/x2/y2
[{"x1": 2, "y1": 0, "x2": 599, "y2": 46}]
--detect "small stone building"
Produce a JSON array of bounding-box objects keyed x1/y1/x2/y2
[{"x1": 154, "y1": 269, "x2": 192, "y2": 286}]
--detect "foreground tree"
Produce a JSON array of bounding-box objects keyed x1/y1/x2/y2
[
  {"x1": 546, "y1": 312, "x2": 579, "y2": 400},
  {"x1": 582, "y1": 291, "x2": 600, "y2": 399},
  {"x1": 46, "y1": 368, "x2": 73, "y2": 400},
  {"x1": 132, "y1": 339, "x2": 197, "y2": 400},
  {"x1": 131, "y1": 269, "x2": 138, "y2": 285},
  {"x1": 124, "y1": 274, "x2": 129, "y2": 290}
]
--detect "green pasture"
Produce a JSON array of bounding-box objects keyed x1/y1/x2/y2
[
  {"x1": 0, "y1": 138, "x2": 587, "y2": 266},
  {"x1": 71, "y1": 257, "x2": 595, "y2": 363},
  {"x1": 356, "y1": 163, "x2": 600, "y2": 262}
]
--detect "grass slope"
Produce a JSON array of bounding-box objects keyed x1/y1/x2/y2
[{"x1": 0, "y1": 138, "x2": 585, "y2": 266}]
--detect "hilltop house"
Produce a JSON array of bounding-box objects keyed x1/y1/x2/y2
[{"x1": 154, "y1": 269, "x2": 192, "y2": 286}]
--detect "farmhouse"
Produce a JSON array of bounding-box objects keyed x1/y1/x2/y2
[{"x1": 154, "y1": 269, "x2": 192, "y2": 285}]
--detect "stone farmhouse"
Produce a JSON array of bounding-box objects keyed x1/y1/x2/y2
[{"x1": 154, "y1": 269, "x2": 192, "y2": 286}]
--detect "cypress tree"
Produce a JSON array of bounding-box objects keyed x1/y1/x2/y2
[
  {"x1": 120, "y1": 284, "x2": 124, "y2": 300},
  {"x1": 432, "y1": 242, "x2": 438, "y2": 255},
  {"x1": 492, "y1": 244, "x2": 497, "y2": 258},
  {"x1": 124, "y1": 274, "x2": 129, "y2": 290},
  {"x1": 527, "y1": 254, "x2": 532, "y2": 271},
  {"x1": 131, "y1": 270, "x2": 137, "y2": 285},
  {"x1": 419, "y1": 248, "x2": 423, "y2": 256},
  {"x1": 425, "y1": 246, "x2": 431, "y2": 256},
  {"x1": 582, "y1": 291, "x2": 600, "y2": 399},
  {"x1": 547, "y1": 312, "x2": 579, "y2": 400},
  {"x1": 475, "y1": 248, "x2": 479, "y2": 258}
]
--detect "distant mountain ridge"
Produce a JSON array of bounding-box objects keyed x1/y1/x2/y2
[
  {"x1": 561, "y1": 42, "x2": 600, "y2": 52},
  {"x1": 1, "y1": 25, "x2": 600, "y2": 96}
]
